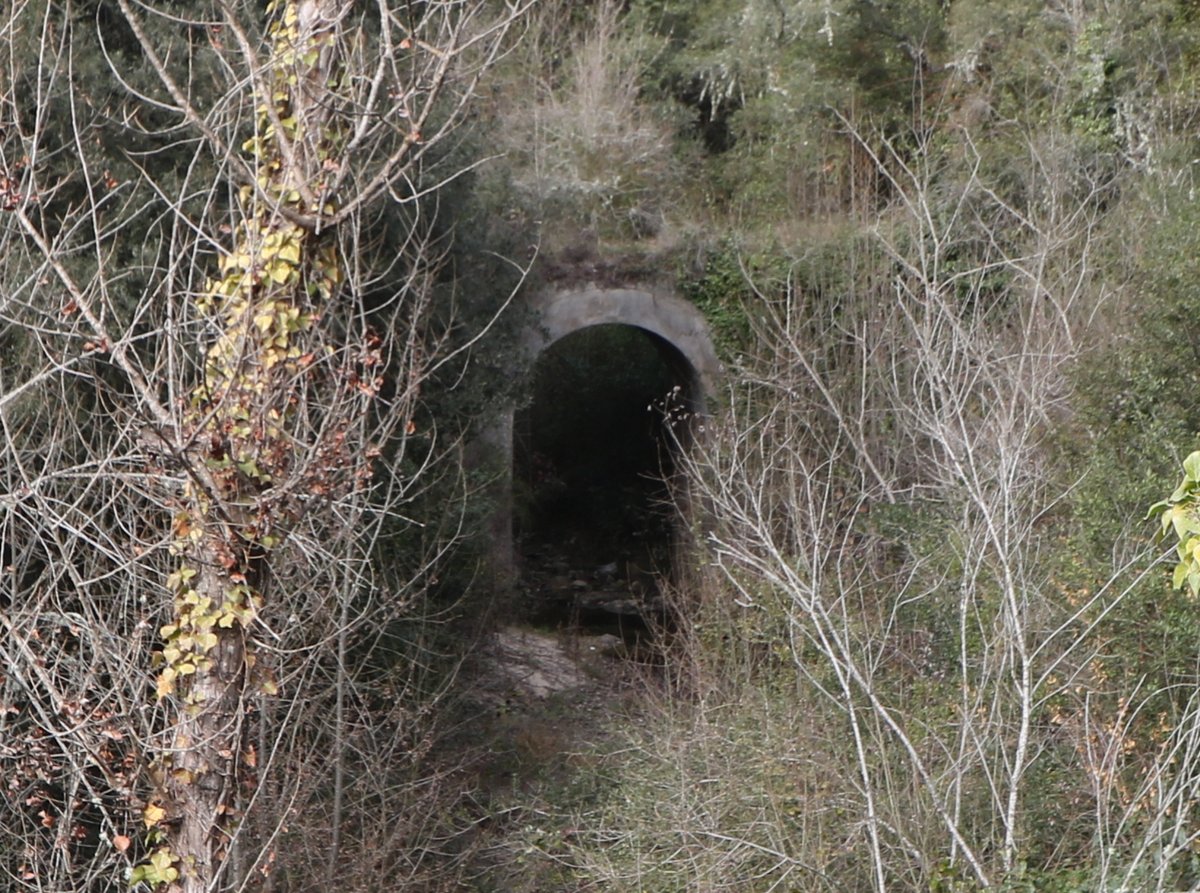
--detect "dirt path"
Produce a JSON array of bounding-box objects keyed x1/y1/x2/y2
[{"x1": 432, "y1": 542, "x2": 673, "y2": 890}]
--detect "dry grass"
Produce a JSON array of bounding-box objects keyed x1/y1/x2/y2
[{"x1": 491, "y1": 0, "x2": 681, "y2": 249}]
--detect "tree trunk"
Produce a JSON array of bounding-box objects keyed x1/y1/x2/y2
[
  {"x1": 165, "y1": 548, "x2": 246, "y2": 893},
  {"x1": 155, "y1": 3, "x2": 350, "y2": 888}
]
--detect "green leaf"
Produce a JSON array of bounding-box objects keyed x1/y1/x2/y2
[
  {"x1": 1183, "y1": 451, "x2": 1200, "y2": 482},
  {"x1": 149, "y1": 849, "x2": 175, "y2": 875},
  {"x1": 1171, "y1": 505, "x2": 1191, "y2": 540},
  {"x1": 1173, "y1": 561, "x2": 1188, "y2": 590}
]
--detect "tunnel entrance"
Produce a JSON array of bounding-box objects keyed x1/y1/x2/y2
[{"x1": 513, "y1": 324, "x2": 696, "y2": 638}]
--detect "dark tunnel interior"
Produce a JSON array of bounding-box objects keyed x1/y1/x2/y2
[{"x1": 512, "y1": 324, "x2": 697, "y2": 632}]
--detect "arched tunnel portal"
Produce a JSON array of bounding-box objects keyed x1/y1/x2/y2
[{"x1": 481, "y1": 286, "x2": 721, "y2": 603}]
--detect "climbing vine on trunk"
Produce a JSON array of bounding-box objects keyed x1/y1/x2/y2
[{"x1": 138, "y1": 3, "x2": 365, "y2": 889}]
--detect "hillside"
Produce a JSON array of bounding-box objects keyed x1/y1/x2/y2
[{"x1": 5, "y1": 1, "x2": 1200, "y2": 891}]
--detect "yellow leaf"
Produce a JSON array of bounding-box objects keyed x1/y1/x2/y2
[
  {"x1": 279, "y1": 240, "x2": 301, "y2": 264},
  {"x1": 254, "y1": 312, "x2": 275, "y2": 334},
  {"x1": 269, "y1": 261, "x2": 292, "y2": 285},
  {"x1": 144, "y1": 804, "x2": 166, "y2": 828}
]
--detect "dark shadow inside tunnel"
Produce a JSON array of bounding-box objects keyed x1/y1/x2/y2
[{"x1": 512, "y1": 324, "x2": 698, "y2": 634}]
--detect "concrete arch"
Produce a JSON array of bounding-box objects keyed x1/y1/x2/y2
[
  {"x1": 523, "y1": 285, "x2": 722, "y2": 403},
  {"x1": 480, "y1": 284, "x2": 722, "y2": 586}
]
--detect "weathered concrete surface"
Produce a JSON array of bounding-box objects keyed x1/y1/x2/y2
[{"x1": 523, "y1": 284, "x2": 722, "y2": 400}]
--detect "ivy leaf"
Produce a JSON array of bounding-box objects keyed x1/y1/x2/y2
[
  {"x1": 143, "y1": 803, "x2": 166, "y2": 828},
  {"x1": 149, "y1": 848, "x2": 178, "y2": 881},
  {"x1": 165, "y1": 567, "x2": 197, "y2": 591},
  {"x1": 278, "y1": 239, "x2": 301, "y2": 265},
  {"x1": 268, "y1": 260, "x2": 292, "y2": 285}
]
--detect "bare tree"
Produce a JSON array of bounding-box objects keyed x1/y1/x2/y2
[
  {"x1": 674, "y1": 121, "x2": 1175, "y2": 890},
  {"x1": 0, "y1": 1, "x2": 533, "y2": 891}
]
